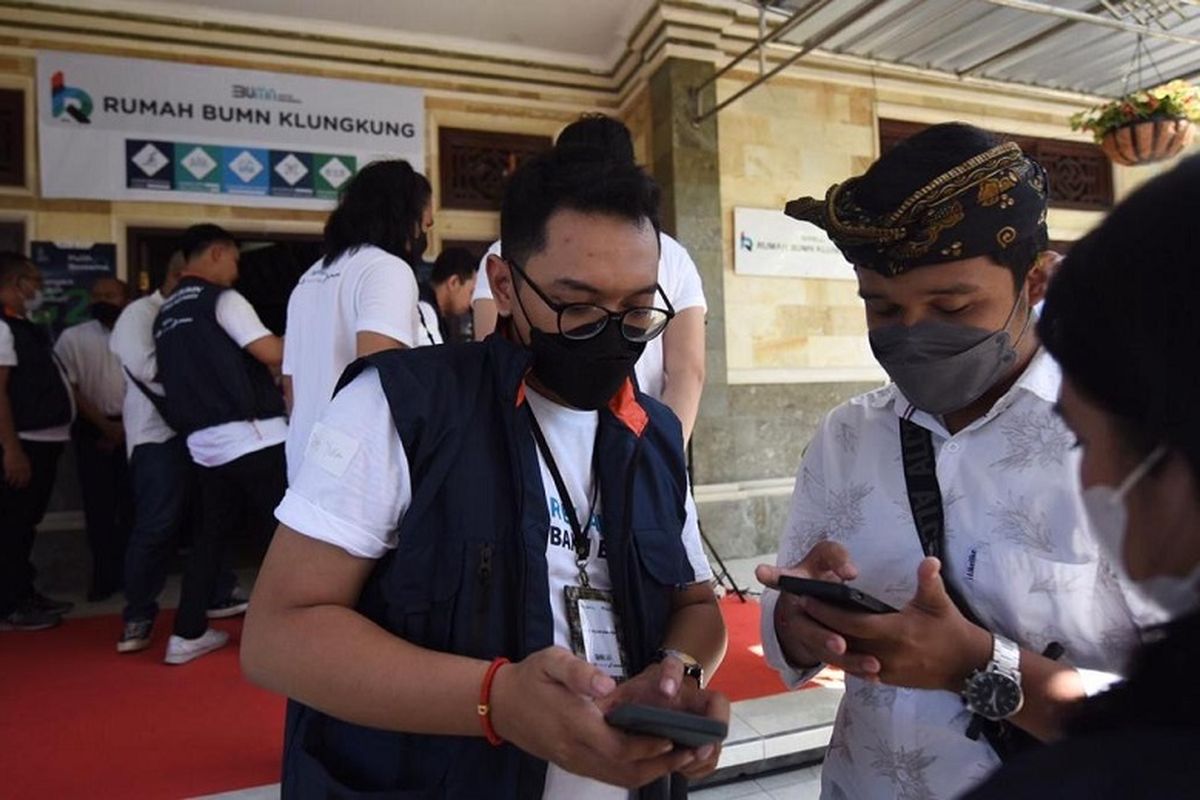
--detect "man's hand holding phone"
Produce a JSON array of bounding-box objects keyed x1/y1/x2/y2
[
  {"x1": 755, "y1": 541, "x2": 884, "y2": 680},
  {"x1": 597, "y1": 657, "x2": 730, "y2": 781},
  {"x1": 490, "y1": 647, "x2": 699, "y2": 789}
]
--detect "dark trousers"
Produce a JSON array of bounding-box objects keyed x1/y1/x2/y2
[
  {"x1": 123, "y1": 437, "x2": 188, "y2": 624},
  {"x1": 74, "y1": 420, "x2": 134, "y2": 596},
  {"x1": 174, "y1": 443, "x2": 286, "y2": 639},
  {"x1": 0, "y1": 440, "x2": 64, "y2": 616}
]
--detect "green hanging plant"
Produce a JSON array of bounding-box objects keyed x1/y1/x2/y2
[{"x1": 1071, "y1": 80, "x2": 1200, "y2": 142}]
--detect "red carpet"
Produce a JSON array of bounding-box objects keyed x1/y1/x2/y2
[
  {"x1": 0, "y1": 612, "x2": 284, "y2": 800},
  {"x1": 708, "y1": 595, "x2": 792, "y2": 702},
  {"x1": 0, "y1": 597, "x2": 786, "y2": 800}
]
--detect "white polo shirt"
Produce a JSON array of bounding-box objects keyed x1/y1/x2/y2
[
  {"x1": 54, "y1": 318, "x2": 125, "y2": 418},
  {"x1": 109, "y1": 291, "x2": 176, "y2": 458},
  {"x1": 282, "y1": 245, "x2": 420, "y2": 482}
]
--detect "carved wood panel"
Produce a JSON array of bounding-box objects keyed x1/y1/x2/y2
[
  {"x1": 438, "y1": 128, "x2": 552, "y2": 212},
  {"x1": 879, "y1": 119, "x2": 1113, "y2": 212},
  {"x1": 0, "y1": 89, "x2": 25, "y2": 187}
]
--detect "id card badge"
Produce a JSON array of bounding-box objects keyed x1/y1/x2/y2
[{"x1": 565, "y1": 585, "x2": 629, "y2": 681}]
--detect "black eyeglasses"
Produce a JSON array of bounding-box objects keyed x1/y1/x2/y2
[{"x1": 507, "y1": 259, "x2": 675, "y2": 343}]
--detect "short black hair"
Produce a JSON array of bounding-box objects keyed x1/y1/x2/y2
[
  {"x1": 500, "y1": 146, "x2": 661, "y2": 267},
  {"x1": 855, "y1": 122, "x2": 1048, "y2": 286},
  {"x1": 323, "y1": 159, "x2": 431, "y2": 267},
  {"x1": 1039, "y1": 154, "x2": 1200, "y2": 481},
  {"x1": 0, "y1": 251, "x2": 35, "y2": 287},
  {"x1": 431, "y1": 247, "x2": 477, "y2": 286},
  {"x1": 556, "y1": 114, "x2": 636, "y2": 165},
  {"x1": 180, "y1": 224, "x2": 237, "y2": 263}
]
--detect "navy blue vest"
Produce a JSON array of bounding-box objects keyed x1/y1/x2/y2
[
  {"x1": 152, "y1": 277, "x2": 284, "y2": 435},
  {"x1": 282, "y1": 336, "x2": 694, "y2": 800},
  {"x1": 0, "y1": 313, "x2": 71, "y2": 432}
]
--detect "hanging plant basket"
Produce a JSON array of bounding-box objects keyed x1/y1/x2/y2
[
  {"x1": 1100, "y1": 117, "x2": 1196, "y2": 166},
  {"x1": 1071, "y1": 80, "x2": 1200, "y2": 167}
]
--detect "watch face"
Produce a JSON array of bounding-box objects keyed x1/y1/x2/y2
[{"x1": 964, "y1": 671, "x2": 1023, "y2": 720}]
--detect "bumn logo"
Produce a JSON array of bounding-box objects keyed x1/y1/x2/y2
[
  {"x1": 51, "y1": 71, "x2": 93, "y2": 124},
  {"x1": 739, "y1": 231, "x2": 755, "y2": 252}
]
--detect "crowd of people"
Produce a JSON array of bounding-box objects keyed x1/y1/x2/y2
[{"x1": 0, "y1": 111, "x2": 1197, "y2": 798}]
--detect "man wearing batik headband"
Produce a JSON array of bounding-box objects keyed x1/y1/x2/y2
[{"x1": 755, "y1": 123, "x2": 1161, "y2": 800}]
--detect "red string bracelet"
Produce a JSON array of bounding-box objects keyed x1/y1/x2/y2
[{"x1": 478, "y1": 657, "x2": 510, "y2": 746}]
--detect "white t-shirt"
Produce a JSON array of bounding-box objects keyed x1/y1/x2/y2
[
  {"x1": 185, "y1": 289, "x2": 287, "y2": 468},
  {"x1": 110, "y1": 291, "x2": 176, "y2": 457},
  {"x1": 282, "y1": 246, "x2": 420, "y2": 482},
  {"x1": 0, "y1": 317, "x2": 75, "y2": 443},
  {"x1": 416, "y1": 300, "x2": 443, "y2": 347},
  {"x1": 54, "y1": 318, "x2": 125, "y2": 417},
  {"x1": 275, "y1": 372, "x2": 712, "y2": 800},
  {"x1": 472, "y1": 234, "x2": 707, "y2": 400}
]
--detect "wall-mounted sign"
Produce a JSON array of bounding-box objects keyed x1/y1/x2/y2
[
  {"x1": 733, "y1": 207, "x2": 854, "y2": 281},
  {"x1": 29, "y1": 241, "x2": 117, "y2": 338},
  {"x1": 36, "y1": 51, "x2": 424, "y2": 209}
]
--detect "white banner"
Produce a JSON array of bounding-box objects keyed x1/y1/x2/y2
[
  {"x1": 734, "y1": 207, "x2": 854, "y2": 280},
  {"x1": 37, "y1": 50, "x2": 424, "y2": 209}
]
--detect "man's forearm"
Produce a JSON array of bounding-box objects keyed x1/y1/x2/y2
[
  {"x1": 242, "y1": 602, "x2": 491, "y2": 736},
  {"x1": 1007, "y1": 649, "x2": 1087, "y2": 742},
  {"x1": 0, "y1": 378, "x2": 22, "y2": 451},
  {"x1": 661, "y1": 593, "x2": 727, "y2": 681},
  {"x1": 661, "y1": 368, "x2": 703, "y2": 444}
]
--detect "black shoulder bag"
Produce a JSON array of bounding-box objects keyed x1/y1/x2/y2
[{"x1": 898, "y1": 416, "x2": 1053, "y2": 762}]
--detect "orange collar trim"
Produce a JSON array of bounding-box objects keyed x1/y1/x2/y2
[
  {"x1": 608, "y1": 378, "x2": 649, "y2": 437},
  {"x1": 516, "y1": 376, "x2": 648, "y2": 437}
]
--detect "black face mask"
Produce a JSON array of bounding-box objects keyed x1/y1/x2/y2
[
  {"x1": 90, "y1": 302, "x2": 122, "y2": 329},
  {"x1": 524, "y1": 321, "x2": 646, "y2": 410}
]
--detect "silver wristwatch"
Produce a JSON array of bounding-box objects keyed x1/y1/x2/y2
[{"x1": 962, "y1": 633, "x2": 1024, "y2": 721}]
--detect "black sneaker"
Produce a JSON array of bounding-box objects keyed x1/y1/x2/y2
[
  {"x1": 0, "y1": 607, "x2": 62, "y2": 631},
  {"x1": 117, "y1": 619, "x2": 153, "y2": 653},
  {"x1": 206, "y1": 588, "x2": 249, "y2": 619},
  {"x1": 27, "y1": 591, "x2": 74, "y2": 616}
]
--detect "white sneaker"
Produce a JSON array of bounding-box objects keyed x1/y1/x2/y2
[{"x1": 164, "y1": 628, "x2": 229, "y2": 665}]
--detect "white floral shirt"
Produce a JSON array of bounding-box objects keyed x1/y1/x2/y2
[{"x1": 761, "y1": 350, "x2": 1166, "y2": 800}]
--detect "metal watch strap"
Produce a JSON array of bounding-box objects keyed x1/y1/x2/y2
[
  {"x1": 991, "y1": 634, "x2": 1021, "y2": 677},
  {"x1": 657, "y1": 648, "x2": 704, "y2": 686}
]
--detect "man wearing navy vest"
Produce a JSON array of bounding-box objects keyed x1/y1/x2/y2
[
  {"x1": 243, "y1": 149, "x2": 730, "y2": 798},
  {"x1": 0, "y1": 252, "x2": 75, "y2": 631},
  {"x1": 154, "y1": 224, "x2": 286, "y2": 665}
]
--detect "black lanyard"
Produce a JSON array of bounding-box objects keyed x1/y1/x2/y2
[{"x1": 527, "y1": 407, "x2": 600, "y2": 587}]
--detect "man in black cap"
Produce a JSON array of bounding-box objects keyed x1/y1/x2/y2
[
  {"x1": 154, "y1": 224, "x2": 286, "y2": 665},
  {"x1": 756, "y1": 123, "x2": 1159, "y2": 799}
]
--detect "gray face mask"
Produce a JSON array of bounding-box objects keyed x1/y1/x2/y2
[{"x1": 869, "y1": 294, "x2": 1031, "y2": 415}]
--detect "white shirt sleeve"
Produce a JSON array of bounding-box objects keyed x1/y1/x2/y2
[
  {"x1": 274, "y1": 367, "x2": 412, "y2": 559},
  {"x1": 215, "y1": 290, "x2": 273, "y2": 348},
  {"x1": 471, "y1": 240, "x2": 502, "y2": 303},
  {"x1": 0, "y1": 322, "x2": 16, "y2": 367},
  {"x1": 52, "y1": 326, "x2": 82, "y2": 384},
  {"x1": 760, "y1": 416, "x2": 836, "y2": 689},
  {"x1": 354, "y1": 255, "x2": 419, "y2": 347},
  {"x1": 681, "y1": 486, "x2": 714, "y2": 583},
  {"x1": 110, "y1": 302, "x2": 157, "y2": 383},
  {"x1": 658, "y1": 234, "x2": 707, "y2": 313}
]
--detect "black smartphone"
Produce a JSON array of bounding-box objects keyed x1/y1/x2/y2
[
  {"x1": 778, "y1": 576, "x2": 899, "y2": 614},
  {"x1": 604, "y1": 704, "x2": 728, "y2": 749}
]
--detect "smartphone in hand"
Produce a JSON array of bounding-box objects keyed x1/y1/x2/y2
[
  {"x1": 604, "y1": 704, "x2": 728, "y2": 749},
  {"x1": 778, "y1": 576, "x2": 898, "y2": 614}
]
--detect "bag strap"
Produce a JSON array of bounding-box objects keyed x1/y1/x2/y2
[
  {"x1": 123, "y1": 367, "x2": 175, "y2": 427},
  {"x1": 898, "y1": 416, "x2": 986, "y2": 629}
]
